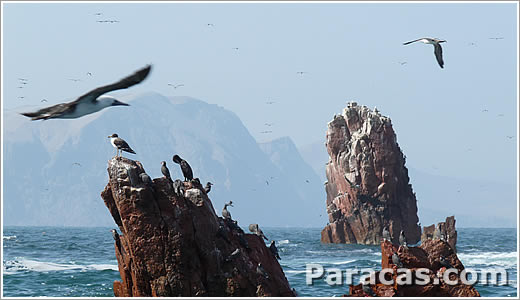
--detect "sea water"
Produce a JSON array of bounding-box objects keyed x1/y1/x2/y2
[{"x1": 2, "y1": 227, "x2": 517, "y2": 297}]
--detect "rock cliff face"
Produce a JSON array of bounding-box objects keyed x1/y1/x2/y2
[
  {"x1": 421, "y1": 216, "x2": 458, "y2": 252},
  {"x1": 321, "y1": 102, "x2": 420, "y2": 245},
  {"x1": 348, "y1": 240, "x2": 480, "y2": 297},
  {"x1": 101, "y1": 157, "x2": 295, "y2": 297}
]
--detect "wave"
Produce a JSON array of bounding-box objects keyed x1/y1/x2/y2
[
  {"x1": 458, "y1": 251, "x2": 518, "y2": 268},
  {"x1": 330, "y1": 260, "x2": 356, "y2": 265},
  {"x1": 3, "y1": 258, "x2": 118, "y2": 275},
  {"x1": 278, "y1": 239, "x2": 290, "y2": 245},
  {"x1": 3, "y1": 235, "x2": 17, "y2": 240}
]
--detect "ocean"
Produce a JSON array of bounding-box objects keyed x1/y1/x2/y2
[{"x1": 2, "y1": 227, "x2": 517, "y2": 297}]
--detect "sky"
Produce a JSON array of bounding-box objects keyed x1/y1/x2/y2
[{"x1": 2, "y1": 2, "x2": 518, "y2": 221}]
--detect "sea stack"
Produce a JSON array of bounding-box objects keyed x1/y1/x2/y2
[{"x1": 321, "y1": 102, "x2": 421, "y2": 245}]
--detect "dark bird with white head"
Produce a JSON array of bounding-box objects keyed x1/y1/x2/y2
[
  {"x1": 108, "y1": 134, "x2": 135, "y2": 158},
  {"x1": 399, "y1": 230, "x2": 407, "y2": 248},
  {"x1": 21, "y1": 65, "x2": 151, "y2": 120},
  {"x1": 403, "y1": 37, "x2": 446, "y2": 68}
]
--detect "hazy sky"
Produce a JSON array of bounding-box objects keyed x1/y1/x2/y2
[{"x1": 2, "y1": 2, "x2": 518, "y2": 188}]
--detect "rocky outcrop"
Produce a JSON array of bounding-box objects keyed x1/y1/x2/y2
[
  {"x1": 348, "y1": 240, "x2": 480, "y2": 297},
  {"x1": 321, "y1": 102, "x2": 420, "y2": 245},
  {"x1": 421, "y1": 216, "x2": 458, "y2": 252},
  {"x1": 101, "y1": 157, "x2": 295, "y2": 297}
]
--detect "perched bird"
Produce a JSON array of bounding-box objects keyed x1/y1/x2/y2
[
  {"x1": 222, "y1": 201, "x2": 233, "y2": 220},
  {"x1": 225, "y1": 248, "x2": 241, "y2": 262},
  {"x1": 108, "y1": 134, "x2": 135, "y2": 158},
  {"x1": 433, "y1": 224, "x2": 442, "y2": 240},
  {"x1": 439, "y1": 255, "x2": 454, "y2": 269},
  {"x1": 161, "y1": 161, "x2": 171, "y2": 181},
  {"x1": 21, "y1": 65, "x2": 151, "y2": 120},
  {"x1": 382, "y1": 226, "x2": 391, "y2": 242},
  {"x1": 110, "y1": 229, "x2": 121, "y2": 250},
  {"x1": 249, "y1": 224, "x2": 268, "y2": 240},
  {"x1": 403, "y1": 37, "x2": 447, "y2": 68},
  {"x1": 172, "y1": 155, "x2": 193, "y2": 182},
  {"x1": 172, "y1": 179, "x2": 185, "y2": 197},
  {"x1": 362, "y1": 283, "x2": 376, "y2": 296},
  {"x1": 205, "y1": 182, "x2": 213, "y2": 194},
  {"x1": 256, "y1": 263, "x2": 269, "y2": 279},
  {"x1": 139, "y1": 173, "x2": 153, "y2": 190},
  {"x1": 392, "y1": 252, "x2": 403, "y2": 268},
  {"x1": 399, "y1": 230, "x2": 407, "y2": 247},
  {"x1": 269, "y1": 241, "x2": 280, "y2": 260}
]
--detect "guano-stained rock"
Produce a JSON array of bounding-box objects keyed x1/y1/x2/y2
[
  {"x1": 101, "y1": 157, "x2": 295, "y2": 297},
  {"x1": 321, "y1": 102, "x2": 421, "y2": 245}
]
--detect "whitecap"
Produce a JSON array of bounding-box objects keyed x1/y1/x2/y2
[
  {"x1": 330, "y1": 260, "x2": 356, "y2": 265},
  {"x1": 458, "y1": 251, "x2": 518, "y2": 268},
  {"x1": 278, "y1": 239, "x2": 290, "y2": 245},
  {"x1": 3, "y1": 235, "x2": 17, "y2": 240},
  {"x1": 3, "y1": 258, "x2": 118, "y2": 274}
]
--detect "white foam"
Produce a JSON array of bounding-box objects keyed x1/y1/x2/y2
[
  {"x1": 3, "y1": 258, "x2": 118, "y2": 274},
  {"x1": 458, "y1": 251, "x2": 518, "y2": 268},
  {"x1": 331, "y1": 260, "x2": 356, "y2": 265},
  {"x1": 278, "y1": 239, "x2": 290, "y2": 245},
  {"x1": 3, "y1": 235, "x2": 17, "y2": 240}
]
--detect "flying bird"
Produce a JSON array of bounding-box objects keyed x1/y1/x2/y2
[
  {"x1": 260, "y1": 131, "x2": 272, "y2": 134},
  {"x1": 489, "y1": 37, "x2": 504, "y2": 40},
  {"x1": 71, "y1": 162, "x2": 82, "y2": 167},
  {"x1": 18, "y1": 96, "x2": 25, "y2": 99},
  {"x1": 296, "y1": 71, "x2": 307, "y2": 75},
  {"x1": 265, "y1": 101, "x2": 275, "y2": 105},
  {"x1": 232, "y1": 47, "x2": 239, "y2": 50},
  {"x1": 167, "y1": 83, "x2": 184, "y2": 89},
  {"x1": 68, "y1": 78, "x2": 81, "y2": 82},
  {"x1": 108, "y1": 133, "x2": 136, "y2": 158},
  {"x1": 18, "y1": 78, "x2": 28, "y2": 81},
  {"x1": 87, "y1": 72, "x2": 92, "y2": 76},
  {"x1": 403, "y1": 37, "x2": 446, "y2": 68},
  {"x1": 21, "y1": 65, "x2": 151, "y2": 120},
  {"x1": 41, "y1": 99, "x2": 48, "y2": 102},
  {"x1": 206, "y1": 23, "x2": 214, "y2": 27}
]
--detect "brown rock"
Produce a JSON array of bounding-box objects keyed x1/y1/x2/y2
[
  {"x1": 347, "y1": 240, "x2": 480, "y2": 297},
  {"x1": 322, "y1": 103, "x2": 421, "y2": 245},
  {"x1": 421, "y1": 216, "x2": 458, "y2": 252},
  {"x1": 101, "y1": 157, "x2": 295, "y2": 297}
]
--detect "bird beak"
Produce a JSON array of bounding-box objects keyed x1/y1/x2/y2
[
  {"x1": 113, "y1": 100, "x2": 130, "y2": 106},
  {"x1": 107, "y1": 135, "x2": 112, "y2": 138}
]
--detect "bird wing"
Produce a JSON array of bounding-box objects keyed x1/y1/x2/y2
[
  {"x1": 21, "y1": 102, "x2": 77, "y2": 120},
  {"x1": 71, "y1": 64, "x2": 152, "y2": 105},
  {"x1": 403, "y1": 38, "x2": 424, "y2": 45},
  {"x1": 114, "y1": 138, "x2": 133, "y2": 152},
  {"x1": 434, "y1": 43, "x2": 444, "y2": 68}
]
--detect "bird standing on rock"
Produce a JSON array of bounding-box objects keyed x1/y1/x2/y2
[
  {"x1": 270, "y1": 241, "x2": 280, "y2": 260},
  {"x1": 161, "y1": 161, "x2": 171, "y2": 181},
  {"x1": 399, "y1": 230, "x2": 407, "y2": 248},
  {"x1": 382, "y1": 226, "x2": 391, "y2": 242},
  {"x1": 205, "y1": 182, "x2": 213, "y2": 194},
  {"x1": 249, "y1": 224, "x2": 268, "y2": 240},
  {"x1": 108, "y1": 134, "x2": 135, "y2": 158},
  {"x1": 225, "y1": 248, "x2": 241, "y2": 262},
  {"x1": 392, "y1": 252, "x2": 403, "y2": 268},
  {"x1": 439, "y1": 255, "x2": 454, "y2": 269},
  {"x1": 222, "y1": 201, "x2": 233, "y2": 220},
  {"x1": 172, "y1": 154, "x2": 193, "y2": 182},
  {"x1": 256, "y1": 263, "x2": 269, "y2": 279}
]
